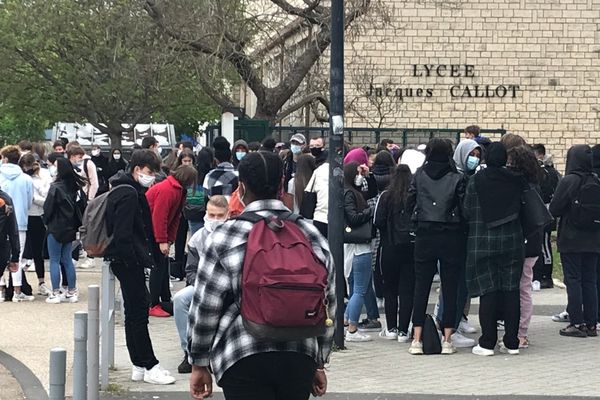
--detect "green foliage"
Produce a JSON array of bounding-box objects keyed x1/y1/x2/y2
[
  {"x1": 0, "y1": 0, "x2": 219, "y2": 145},
  {"x1": 0, "y1": 112, "x2": 46, "y2": 146}
]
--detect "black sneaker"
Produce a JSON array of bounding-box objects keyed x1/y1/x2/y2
[
  {"x1": 586, "y1": 325, "x2": 598, "y2": 337},
  {"x1": 177, "y1": 354, "x2": 192, "y2": 374},
  {"x1": 357, "y1": 319, "x2": 382, "y2": 332},
  {"x1": 540, "y1": 278, "x2": 554, "y2": 289},
  {"x1": 560, "y1": 324, "x2": 587, "y2": 338}
]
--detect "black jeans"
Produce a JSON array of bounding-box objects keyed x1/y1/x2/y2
[
  {"x1": 533, "y1": 227, "x2": 553, "y2": 282},
  {"x1": 380, "y1": 242, "x2": 415, "y2": 333},
  {"x1": 25, "y1": 216, "x2": 46, "y2": 280},
  {"x1": 219, "y1": 352, "x2": 316, "y2": 400},
  {"x1": 149, "y1": 252, "x2": 171, "y2": 307},
  {"x1": 110, "y1": 261, "x2": 159, "y2": 370},
  {"x1": 412, "y1": 231, "x2": 464, "y2": 329},
  {"x1": 174, "y1": 213, "x2": 188, "y2": 265},
  {"x1": 313, "y1": 221, "x2": 328, "y2": 238},
  {"x1": 561, "y1": 252, "x2": 598, "y2": 327},
  {"x1": 479, "y1": 289, "x2": 520, "y2": 350}
]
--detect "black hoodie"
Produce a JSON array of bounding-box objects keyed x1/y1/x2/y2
[
  {"x1": 549, "y1": 145, "x2": 600, "y2": 254},
  {"x1": 104, "y1": 173, "x2": 156, "y2": 268}
]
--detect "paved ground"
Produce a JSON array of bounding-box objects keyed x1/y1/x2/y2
[
  {"x1": 0, "y1": 362, "x2": 25, "y2": 400},
  {"x1": 2, "y1": 264, "x2": 600, "y2": 399}
]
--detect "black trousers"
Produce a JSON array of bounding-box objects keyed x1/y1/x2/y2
[
  {"x1": 25, "y1": 216, "x2": 46, "y2": 280},
  {"x1": 412, "y1": 231, "x2": 464, "y2": 329},
  {"x1": 149, "y1": 252, "x2": 171, "y2": 307},
  {"x1": 111, "y1": 261, "x2": 159, "y2": 370},
  {"x1": 479, "y1": 289, "x2": 520, "y2": 351},
  {"x1": 313, "y1": 221, "x2": 328, "y2": 238},
  {"x1": 533, "y1": 227, "x2": 553, "y2": 282},
  {"x1": 380, "y1": 242, "x2": 415, "y2": 333},
  {"x1": 219, "y1": 352, "x2": 316, "y2": 400},
  {"x1": 174, "y1": 214, "x2": 188, "y2": 265},
  {"x1": 561, "y1": 252, "x2": 598, "y2": 327}
]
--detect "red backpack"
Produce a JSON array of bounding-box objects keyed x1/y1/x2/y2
[{"x1": 237, "y1": 212, "x2": 330, "y2": 342}]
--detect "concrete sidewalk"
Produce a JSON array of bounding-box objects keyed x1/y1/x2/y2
[{"x1": 2, "y1": 266, "x2": 599, "y2": 399}]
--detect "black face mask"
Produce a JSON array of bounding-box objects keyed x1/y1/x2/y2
[
  {"x1": 310, "y1": 147, "x2": 323, "y2": 157},
  {"x1": 25, "y1": 169, "x2": 35, "y2": 176}
]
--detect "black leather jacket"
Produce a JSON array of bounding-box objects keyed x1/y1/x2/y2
[
  {"x1": 344, "y1": 189, "x2": 372, "y2": 227},
  {"x1": 406, "y1": 168, "x2": 466, "y2": 228}
]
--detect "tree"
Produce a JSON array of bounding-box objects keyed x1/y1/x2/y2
[
  {"x1": 144, "y1": 0, "x2": 389, "y2": 124},
  {"x1": 0, "y1": 0, "x2": 219, "y2": 147}
]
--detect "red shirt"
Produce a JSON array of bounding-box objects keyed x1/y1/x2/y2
[{"x1": 146, "y1": 175, "x2": 186, "y2": 244}]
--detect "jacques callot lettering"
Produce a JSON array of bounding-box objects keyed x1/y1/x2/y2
[{"x1": 367, "y1": 64, "x2": 520, "y2": 100}]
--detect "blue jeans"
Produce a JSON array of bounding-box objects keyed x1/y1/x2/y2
[
  {"x1": 346, "y1": 270, "x2": 380, "y2": 321},
  {"x1": 47, "y1": 233, "x2": 76, "y2": 291},
  {"x1": 173, "y1": 285, "x2": 194, "y2": 352},
  {"x1": 188, "y1": 221, "x2": 203, "y2": 236},
  {"x1": 345, "y1": 253, "x2": 374, "y2": 325}
]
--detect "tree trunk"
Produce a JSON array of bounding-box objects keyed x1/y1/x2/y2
[{"x1": 108, "y1": 129, "x2": 122, "y2": 149}]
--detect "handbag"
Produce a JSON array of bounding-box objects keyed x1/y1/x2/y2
[
  {"x1": 521, "y1": 185, "x2": 553, "y2": 237},
  {"x1": 299, "y1": 178, "x2": 317, "y2": 219},
  {"x1": 422, "y1": 314, "x2": 442, "y2": 355},
  {"x1": 344, "y1": 220, "x2": 373, "y2": 244}
]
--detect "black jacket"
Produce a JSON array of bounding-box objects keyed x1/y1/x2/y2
[
  {"x1": 374, "y1": 190, "x2": 413, "y2": 246},
  {"x1": 344, "y1": 189, "x2": 372, "y2": 228},
  {"x1": 104, "y1": 173, "x2": 156, "y2": 268},
  {"x1": 0, "y1": 191, "x2": 20, "y2": 266},
  {"x1": 406, "y1": 167, "x2": 466, "y2": 231},
  {"x1": 550, "y1": 145, "x2": 600, "y2": 254},
  {"x1": 43, "y1": 181, "x2": 81, "y2": 244}
]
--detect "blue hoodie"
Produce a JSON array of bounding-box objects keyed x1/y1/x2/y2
[{"x1": 0, "y1": 163, "x2": 33, "y2": 231}]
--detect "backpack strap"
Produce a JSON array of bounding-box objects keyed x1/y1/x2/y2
[{"x1": 235, "y1": 210, "x2": 303, "y2": 224}]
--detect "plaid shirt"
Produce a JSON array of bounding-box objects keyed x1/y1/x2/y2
[
  {"x1": 202, "y1": 162, "x2": 239, "y2": 198},
  {"x1": 187, "y1": 200, "x2": 336, "y2": 382}
]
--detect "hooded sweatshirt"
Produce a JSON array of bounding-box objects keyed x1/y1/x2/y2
[
  {"x1": 549, "y1": 145, "x2": 600, "y2": 254},
  {"x1": 453, "y1": 139, "x2": 480, "y2": 174},
  {"x1": 0, "y1": 163, "x2": 33, "y2": 231}
]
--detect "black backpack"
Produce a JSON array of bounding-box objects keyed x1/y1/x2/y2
[
  {"x1": 422, "y1": 314, "x2": 442, "y2": 355},
  {"x1": 571, "y1": 173, "x2": 600, "y2": 231},
  {"x1": 539, "y1": 165, "x2": 560, "y2": 204}
]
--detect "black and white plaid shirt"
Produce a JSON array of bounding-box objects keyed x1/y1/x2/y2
[
  {"x1": 187, "y1": 200, "x2": 336, "y2": 382},
  {"x1": 202, "y1": 162, "x2": 239, "y2": 198}
]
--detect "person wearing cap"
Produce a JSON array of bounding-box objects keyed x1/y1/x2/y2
[{"x1": 283, "y1": 133, "x2": 307, "y2": 191}]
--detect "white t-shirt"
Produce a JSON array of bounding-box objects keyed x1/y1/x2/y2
[{"x1": 305, "y1": 163, "x2": 329, "y2": 224}]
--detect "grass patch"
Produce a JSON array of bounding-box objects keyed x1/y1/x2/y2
[{"x1": 103, "y1": 383, "x2": 125, "y2": 395}]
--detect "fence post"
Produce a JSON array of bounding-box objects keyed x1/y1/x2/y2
[
  {"x1": 87, "y1": 285, "x2": 100, "y2": 400},
  {"x1": 49, "y1": 348, "x2": 66, "y2": 400},
  {"x1": 100, "y1": 262, "x2": 116, "y2": 390},
  {"x1": 73, "y1": 311, "x2": 88, "y2": 400}
]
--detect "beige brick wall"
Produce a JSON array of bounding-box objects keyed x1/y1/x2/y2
[{"x1": 337, "y1": 0, "x2": 600, "y2": 171}]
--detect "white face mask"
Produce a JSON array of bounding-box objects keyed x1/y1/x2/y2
[
  {"x1": 203, "y1": 215, "x2": 226, "y2": 232},
  {"x1": 354, "y1": 175, "x2": 365, "y2": 187},
  {"x1": 137, "y1": 172, "x2": 156, "y2": 188},
  {"x1": 91, "y1": 149, "x2": 100, "y2": 157},
  {"x1": 49, "y1": 166, "x2": 57, "y2": 177},
  {"x1": 113, "y1": 154, "x2": 121, "y2": 160}
]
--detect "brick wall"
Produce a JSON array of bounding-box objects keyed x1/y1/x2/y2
[{"x1": 336, "y1": 0, "x2": 600, "y2": 171}]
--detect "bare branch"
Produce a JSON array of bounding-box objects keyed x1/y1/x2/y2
[
  {"x1": 274, "y1": 92, "x2": 330, "y2": 123},
  {"x1": 270, "y1": 0, "x2": 322, "y2": 24}
]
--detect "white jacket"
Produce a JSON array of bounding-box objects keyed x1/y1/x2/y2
[
  {"x1": 30, "y1": 168, "x2": 52, "y2": 217},
  {"x1": 305, "y1": 162, "x2": 329, "y2": 224}
]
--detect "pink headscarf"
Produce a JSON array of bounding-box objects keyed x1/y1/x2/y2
[{"x1": 344, "y1": 148, "x2": 368, "y2": 166}]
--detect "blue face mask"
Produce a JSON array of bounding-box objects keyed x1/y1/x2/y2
[
  {"x1": 466, "y1": 155, "x2": 480, "y2": 171},
  {"x1": 235, "y1": 151, "x2": 246, "y2": 161},
  {"x1": 290, "y1": 144, "x2": 302, "y2": 155}
]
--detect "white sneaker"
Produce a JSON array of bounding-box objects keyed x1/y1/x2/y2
[
  {"x1": 132, "y1": 365, "x2": 145, "y2": 381},
  {"x1": 472, "y1": 345, "x2": 495, "y2": 356},
  {"x1": 38, "y1": 283, "x2": 51, "y2": 296},
  {"x1": 143, "y1": 364, "x2": 176, "y2": 385},
  {"x1": 46, "y1": 292, "x2": 62, "y2": 304},
  {"x1": 12, "y1": 292, "x2": 35, "y2": 302},
  {"x1": 379, "y1": 328, "x2": 398, "y2": 340},
  {"x1": 532, "y1": 280, "x2": 541, "y2": 292},
  {"x1": 345, "y1": 330, "x2": 372, "y2": 342},
  {"x1": 498, "y1": 342, "x2": 519, "y2": 355},
  {"x1": 458, "y1": 318, "x2": 478, "y2": 334},
  {"x1": 0, "y1": 290, "x2": 5, "y2": 303},
  {"x1": 397, "y1": 331, "x2": 411, "y2": 343},
  {"x1": 62, "y1": 290, "x2": 79, "y2": 303},
  {"x1": 497, "y1": 320, "x2": 505, "y2": 331},
  {"x1": 441, "y1": 340, "x2": 456, "y2": 354},
  {"x1": 552, "y1": 311, "x2": 569, "y2": 323},
  {"x1": 451, "y1": 332, "x2": 476, "y2": 348},
  {"x1": 408, "y1": 340, "x2": 423, "y2": 355},
  {"x1": 78, "y1": 259, "x2": 94, "y2": 269}
]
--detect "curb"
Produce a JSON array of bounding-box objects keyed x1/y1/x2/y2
[{"x1": 0, "y1": 350, "x2": 48, "y2": 400}]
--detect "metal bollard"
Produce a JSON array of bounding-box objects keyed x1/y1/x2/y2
[
  {"x1": 49, "y1": 348, "x2": 66, "y2": 400},
  {"x1": 87, "y1": 285, "x2": 100, "y2": 400},
  {"x1": 100, "y1": 262, "x2": 115, "y2": 390},
  {"x1": 73, "y1": 311, "x2": 88, "y2": 400}
]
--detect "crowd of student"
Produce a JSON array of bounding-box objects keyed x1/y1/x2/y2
[{"x1": 1, "y1": 128, "x2": 599, "y2": 399}]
